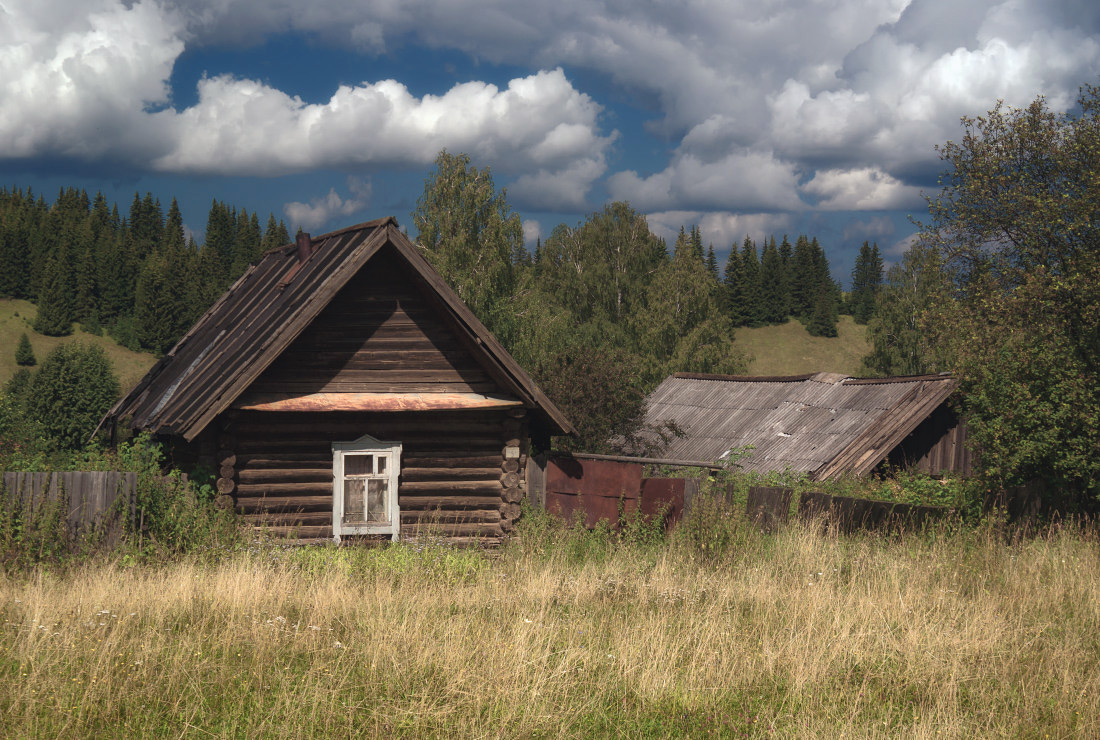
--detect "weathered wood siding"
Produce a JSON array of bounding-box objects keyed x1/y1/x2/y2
[
  {"x1": 248, "y1": 248, "x2": 496, "y2": 395},
  {"x1": 885, "y1": 404, "x2": 973, "y2": 476},
  {"x1": 221, "y1": 410, "x2": 527, "y2": 544}
]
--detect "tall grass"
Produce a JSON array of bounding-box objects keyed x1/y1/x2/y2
[{"x1": 1, "y1": 514, "x2": 1097, "y2": 737}]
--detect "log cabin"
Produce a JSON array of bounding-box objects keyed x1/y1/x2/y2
[{"x1": 97, "y1": 218, "x2": 574, "y2": 545}]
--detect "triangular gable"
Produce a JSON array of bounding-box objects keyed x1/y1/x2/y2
[{"x1": 100, "y1": 219, "x2": 573, "y2": 441}]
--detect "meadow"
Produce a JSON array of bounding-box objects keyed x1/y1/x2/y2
[
  {"x1": 0, "y1": 299, "x2": 156, "y2": 391},
  {"x1": 736, "y1": 316, "x2": 869, "y2": 376},
  {"x1": 1, "y1": 507, "x2": 1096, "y2": 738}
]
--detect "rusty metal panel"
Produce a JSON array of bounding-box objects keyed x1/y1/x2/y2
[
  {"x1": 545, "y1": 456, "x2": 642, "y2": 529},
  {"x1": 234, "y1": 391, "x2": 523, "y2": 412},
  {"x1": 639, "y1": 478, "x2": 684, "y2": 527}
]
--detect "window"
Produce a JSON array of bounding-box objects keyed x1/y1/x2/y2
[{"x1": 332, "y1": 435, "x2": 401, "y2": 542}]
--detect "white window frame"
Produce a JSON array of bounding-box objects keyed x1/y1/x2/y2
[{"x1": 332, "y1": 434, "x2": 402, "y2": 542}]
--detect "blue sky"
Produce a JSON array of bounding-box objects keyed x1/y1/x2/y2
[{"x1": 2, "y1": 0, "x2": 1099, "y2": 282}]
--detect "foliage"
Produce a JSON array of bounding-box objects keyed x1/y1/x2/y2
[
  {"x1": 13, "y1": 333, "x2": 34, "y2": 366},
  {"x1": 24, "y1": 343, "x2": 119, "y2": 451},
  {"x1": 916, "y1": 87, "x2": 1100, "y2": 502},
  {"x1": 532, "y1": 345, "x2": 660, "y2": 454},
  {"x1": 412, "y1": 150, "x2": 523, "y2": 331}
]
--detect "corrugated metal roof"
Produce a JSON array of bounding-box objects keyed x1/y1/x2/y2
[
  {"x1": 99, "y1": 218, "x2": 573, "y2": 440},
  {"x1": 643, "y1": 371, "x2": 957, "y2": 479}
]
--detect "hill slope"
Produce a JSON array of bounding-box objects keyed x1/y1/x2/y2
[
  {"x1": 0, "y1": 299, "x2": 157, "y2": 391},
  {"x1": 735, "y1": 315, "x2": 869, "y2": 377}
]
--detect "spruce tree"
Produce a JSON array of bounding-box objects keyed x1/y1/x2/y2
[
  {"x1": 722, "y1": 244, "x2": 747, "y2": 326},
  {"x1": 739, "y1": 237, "x2": 764, "y2": 327},
  {"x1": 789, "y1": 235, "x2": 816, "y2": 317},
  {"x1": 705, "y1": 245, "x2": 719, "y2": 280},
  {"x1": 759, "y1": 238, "x2": 786, "y2": 323},
  {"x1": 15, "y1": 332, "x2": 35, "y2": 366},
  {"x1": 33, "y1": 253, "x2": 74, "y2": 336},
  {"x1": 850, "y1": 241, "x2": 884, "y2": 324},
  {"x1": 806, "y1": 284, "x2": 839, "y2": 337},
  {"x1": 134, "y1": 251, "x2": 179, "y2": 354}
]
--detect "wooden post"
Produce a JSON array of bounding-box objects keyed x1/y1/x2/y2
[{"x1": 499, "y1": 409, "x2": 527, "y2": 533}]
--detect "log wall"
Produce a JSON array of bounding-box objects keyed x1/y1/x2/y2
[
  {"x1": 220, "y1": 409, "x2": 527, "y2": 545},
  {"x1": 247, "y1": 250, "x2": 497, "y2": 395}
]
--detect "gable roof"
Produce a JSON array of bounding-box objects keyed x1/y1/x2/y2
[
  {"x1": 101, "y1": 218, "x2": 574, "y2": 440},
  {"x1": 643, "y1": 371, "x2": 958, "y2": 479}
]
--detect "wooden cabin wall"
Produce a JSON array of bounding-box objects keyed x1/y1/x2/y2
[
  {"x1": 215, "y1": 409, "x2": 528, "y2": 545},
  {"x1": 247, "y1": 249, "x2": 497, "y2": 396},
  {"x1": 886, "y1": 404, "x2": 974, "y2": 477}
]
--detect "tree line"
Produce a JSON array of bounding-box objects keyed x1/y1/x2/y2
[{"x1": 0, "y1": 189, "x2": 290, "y2": 353}]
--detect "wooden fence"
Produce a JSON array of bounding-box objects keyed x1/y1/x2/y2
[{"x1": 1, "y1": 472, "x2": 137, "y2": 535}]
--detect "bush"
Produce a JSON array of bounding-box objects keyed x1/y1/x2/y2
[{"x1": 26, "y1": 343, "x2": 120, "y2": 451}]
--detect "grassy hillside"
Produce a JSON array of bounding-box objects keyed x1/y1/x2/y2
[
  {"x1": 0, "y1": 299, "x2": 156, "y2": 392},
  {"x1": 735, "y1": 315, "x2": 869, "y2": 376}
]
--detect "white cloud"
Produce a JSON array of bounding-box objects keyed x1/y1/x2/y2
[
  {"x1": 608, "y1": 149, "x2": 804, "y2": 212},
  {"x1": 154, "y1": 68, "x2": 613, "y2": 185},
  {"x1": 0, "y1": 0, "x2": 183, "y2": 163},
  {"x1": 283, "y1": 177, "x2": 371, "y2": 231},
  {"x1": 3, "y1": 0, "x2": 1100, "y2": 219},
  {"x1": 801, "y1": 167, "x2": 924, "y2": 211}
]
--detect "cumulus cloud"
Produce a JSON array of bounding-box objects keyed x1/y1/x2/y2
[
  {"x1": 153, "y1": 67, "x2": 613, "y2": 190},
  {"x1": 608, "y1": 150, "x2": 804, "y2": 213},
  {"x1": 0, "y1": 0, "x2": 183, "y2": 163},
  {"x1": 283, "y1": 177, "x2": 371, "y2": 232},
  {"x1": 801, "y1": 167, "x2": 924, "y2": 211},
  {"x1": 3, "y1": 0, "x2": 1100, "y2": 219},
  {"x1": 0, "y1": 2, "x2": 613, "y2": 209}
]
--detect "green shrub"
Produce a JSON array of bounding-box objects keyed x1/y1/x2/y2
[{"x1": 26, "y1": 343, "x2": 119, "y2": 451}]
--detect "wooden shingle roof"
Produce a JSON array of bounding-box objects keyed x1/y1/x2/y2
[
  {"x1": 643, "y1": 371, "x2": 958, "y2": 479},
  {"x1": 100, "y1": 218, "x2": 574, "y2": 440}
]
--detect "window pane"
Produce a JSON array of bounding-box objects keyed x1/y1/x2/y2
[
  {"x1": 377, "y1": 456, "x2": 387, "y2": 474},
  {"x1": 343, "y1": 479, "x2": 365, "y2": 524},
  {"x1": 366, "y1": 479, "x2": 387, "y2": 522},
  {"x1": 345, "y1": 454, "x2": 373, "y2": 475}
]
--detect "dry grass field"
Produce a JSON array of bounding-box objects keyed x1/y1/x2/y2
[
  {"x1": 736, "y1": 316, "x2": 869, "y2": 376},
  {"x1": 1, "y1": 513, "x2": 1097, "y2": 738},
  {"x1": 0, "y1": 299, "x2": 156, "y2": 391}
]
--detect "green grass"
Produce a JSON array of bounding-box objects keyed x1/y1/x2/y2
[
  {"x1": 0, "y1": 299, "x2": 156, "y2": 391},
  {"x1": 736, "y1": 315, "x2": 869, "y2": 376}
]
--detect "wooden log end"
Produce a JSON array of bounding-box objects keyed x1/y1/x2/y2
[
  {"x1": 501, "y1": 502, "x2": 521, "y2": 520},
  {"x1": 502, "y1": 487, "x2": 523, "y2": 504},
  {"x1": 216, "y1": 477, "x2": 236, "y2": 495},
  {"x1": 500, "y1": 472, "x2": 521, "y2": 489},
  {"x1": 500, "y1": 459, "x2": 520, "y2": 474},
  {"x1": 217, "y1": 450, "x2": 237, "y2": 467},
  {"x1": 218, "y1": 464, "x2": 237, "y2": 480},
  {"x1": 214, "y1": 494, "x2": 235, "y2": 510}
]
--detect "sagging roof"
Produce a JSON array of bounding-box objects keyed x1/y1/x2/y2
[
  {"x1": 100, "y1": 218, "x2": 574, "y2": 440},
  {"x1": 643, "y1": 371, "x2": 958, "y2": 480}
]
